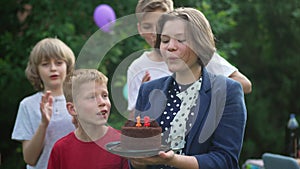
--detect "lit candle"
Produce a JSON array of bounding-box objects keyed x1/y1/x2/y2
[
  {"x1": 136, "y1": 116, "x2": 142, "y2": 127},
  {"x1": 144, "y1": 116, "x2": 150, "y2": 127}
]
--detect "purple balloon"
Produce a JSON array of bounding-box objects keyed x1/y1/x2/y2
[{"x1": 93, "y1": 4, "x2": 116, "y2": 32}]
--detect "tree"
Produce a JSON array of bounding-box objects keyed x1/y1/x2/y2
[{"x1": 234, "y1": 0, "x2": 300, "y2": 159}]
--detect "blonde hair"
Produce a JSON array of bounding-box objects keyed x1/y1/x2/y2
[
  {"x1": 135, "y1": 0, "x2": 174, "y2": 23},
  {"x1": 25, "y1": 38, "x2": 75, "y2": 91},
  {"x1": 155, "y1": 7, "x2": 216, "y2": 67},
  {"x1": 63, "y1": 69, "x2": 108, "y2": 102}
]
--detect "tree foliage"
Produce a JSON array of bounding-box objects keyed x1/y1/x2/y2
[
  {"x1": 1, "y1": 0, "x2": 300, "y2": 168},
  {"x1": 234, "y1": 0, "x2": 300, "y2": 158}
]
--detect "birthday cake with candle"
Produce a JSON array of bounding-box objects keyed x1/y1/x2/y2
[{"x1": 120, "y1": 116, "x2": 162, "y2": 150}]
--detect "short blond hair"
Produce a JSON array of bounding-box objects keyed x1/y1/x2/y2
[
  {"x1": 135, "y1": 0, "x2": 174, "y2": 23},
  {"x1": 25, "y1": 38, "x2": 75, "y2": 91},
  {"x1": 63, "y1": 69, "x2": 108, "y2": 102}
]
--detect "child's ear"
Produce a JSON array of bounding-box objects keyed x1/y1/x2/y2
[{"x1": 66, "y1": 102, "x2": 77, "y2": 116}]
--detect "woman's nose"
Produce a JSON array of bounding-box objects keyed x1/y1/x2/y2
[{"x1": 167, "y1": 39, "x2": 178, "y2": 51}]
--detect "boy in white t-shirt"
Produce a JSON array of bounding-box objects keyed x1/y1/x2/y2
[
  {"x1": 11, "y1": 38, "x2": 76, "y2": 169},
  {"x1": 127, "y1": 0, "x2": 252, "y2": 113}
]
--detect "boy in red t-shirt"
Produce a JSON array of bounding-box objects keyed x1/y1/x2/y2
[{"x1": 48, "y1": 69, "x2": 129, "y2": 169}]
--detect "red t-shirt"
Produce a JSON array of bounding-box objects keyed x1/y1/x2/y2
[{"x1": 48, "y1": 127, "x2": 129, "y2": 169}]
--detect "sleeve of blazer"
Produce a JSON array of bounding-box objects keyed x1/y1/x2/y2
[
  {"x1": 135, "y1": 82, "x2": 149, "y2": 113},
  {"x1": 195, "y1": 79, "x2": 247, "y2": 169},
  {"x1": 135, "y1": 78, "x2": 168, "y2": 117}
]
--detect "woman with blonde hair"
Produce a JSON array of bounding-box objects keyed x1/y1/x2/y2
[{"x1": 130, "y1": 8, "x2": 247, "y2": 169}]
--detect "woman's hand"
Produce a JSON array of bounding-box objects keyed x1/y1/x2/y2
[
  {"x1": 130, "y1": 150, "x2": 175, "y2": 168},
  {"x1": 130, "y1": 150, "x2": 199, "y2": 169}
]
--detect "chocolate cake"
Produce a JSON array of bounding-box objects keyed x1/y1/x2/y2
[{"x1": 120, "y1": 117, "x2": 162, "y2": 150}]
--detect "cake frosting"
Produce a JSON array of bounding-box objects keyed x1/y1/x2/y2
[{"x1": 120, "y1": 116, "x2": 162, "y2": 150}]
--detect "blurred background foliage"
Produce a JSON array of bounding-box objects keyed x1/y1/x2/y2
[{"x1": 1, "y1": 0, "x2": 300, "y2": 168}]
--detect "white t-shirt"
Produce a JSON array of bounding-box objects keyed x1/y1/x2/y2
[
  {"x1": 11, "y1": 92, "x2": 75, "y2": 169},
  {"x1": 126, "y1": 51, "x2": 238, "y2": 111},
  {"x1": 206, "y1": 52, "x2": 238, "y2": 76},
  {"x1": 127, "y1": 51, "x2": 171, "y2": 111}
]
